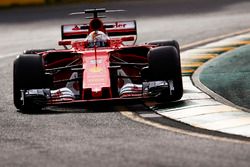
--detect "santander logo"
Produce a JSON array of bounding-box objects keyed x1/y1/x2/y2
[
  {"x1": 72, "y1": 25, "x2": 81, "y2": 30},
  {"x1": 115, "y1": 22, "x2": 126, "y2": 28}
]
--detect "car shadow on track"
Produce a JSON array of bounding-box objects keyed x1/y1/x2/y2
[
  {"x1": 149, "y1": 100, "x2": 187, "y2": 110},
  {"x1": 16, "y1": 104, "x2": 126, "y2": 115}
]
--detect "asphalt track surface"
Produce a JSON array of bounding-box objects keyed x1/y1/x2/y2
[{"x1": 0, "y1": 0, "x2": 250, "y2": 166}]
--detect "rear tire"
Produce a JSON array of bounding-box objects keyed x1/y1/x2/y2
[
  {"x1": 147, "y1": 40, "x2": 180, "y2": 54},
  {"x1": 147, "y1": 46, "x2": 183, "y2": 101},
  {"x1": 23, "y1": 48, "x2": 55, "y2": 54},
  {"x1": 110, "y1": 69, "x2": 119, "y2": 98},
  {"x1": 13, "y1": 54, "x2": 48, "y2": 111}
]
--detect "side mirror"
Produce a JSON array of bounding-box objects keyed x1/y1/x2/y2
[
  {"x1": 121, "y1": 36, "x2": 135, "y2": 42},
  {"x1": 58, "y1": 40, "x2": 71, "y2": 46}
]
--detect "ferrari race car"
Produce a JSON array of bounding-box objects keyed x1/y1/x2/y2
[{"x1": 13, "y1": 8, "x2": 183, "y2": 111}]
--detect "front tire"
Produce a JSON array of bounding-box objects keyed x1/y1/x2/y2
[
  {"x1": 13, "y1": 54, "x2": 48, "y2": 111},
  {"x1": 147, "y1": 46, "x2": 183, "y2": 101}
]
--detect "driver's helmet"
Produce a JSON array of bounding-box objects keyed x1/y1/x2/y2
[{"x1": 85, "y1": 31, "x2": 110, "y2": 48}]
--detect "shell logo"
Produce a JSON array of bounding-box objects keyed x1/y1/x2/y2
[{"x1": 90, "y1": 66, "x2": 102, "y2": 73}]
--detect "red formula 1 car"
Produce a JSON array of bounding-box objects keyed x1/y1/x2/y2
[{"x1": 13, "y1": 8, "x2": 183, "y2": 111}]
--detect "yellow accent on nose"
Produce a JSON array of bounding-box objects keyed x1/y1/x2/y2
[{"x1": 90, "y1": 66, "x2": 102, "y2": 72}]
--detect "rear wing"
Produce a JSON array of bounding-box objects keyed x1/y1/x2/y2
[{"x1": 61, "y1": 20, "x2": 137, "y2": 40}]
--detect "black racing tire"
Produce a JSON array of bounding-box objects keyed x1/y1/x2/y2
[
  {"x1": 110, "y1": 69, "x2": 119, "y2": 98},
  {"x1": 23, "y1": 48, "x2": 55, "y2": 54},
  {"x1": 147, "y1": 40, "x2": 180, "y2": 54},
  {"x1": 147, "y1": 46, "x2": 183, "y2": 101},
  {"x1": 13, "y1": 54, "x2": 48, "y2": 110}
]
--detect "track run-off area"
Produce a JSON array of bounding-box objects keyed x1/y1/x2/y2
[{"x1": 0, "y1": 0, "x2": 250, "y2": 167}]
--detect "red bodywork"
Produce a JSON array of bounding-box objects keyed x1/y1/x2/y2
[
  {"x1": 81, "y1": 50, "x2": 112, "y2": 99},
  {"x1": 40, "y1": 17, "x2": 151, "y2": 106}
]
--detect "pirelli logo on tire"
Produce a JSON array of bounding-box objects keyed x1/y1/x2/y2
[{"x1": 0, "y1": 0, "x2": 45, "y2": 7}]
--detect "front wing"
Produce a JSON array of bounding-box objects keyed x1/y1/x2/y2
[{"x1": 22, "y1": 81, "x2": 171, "y2": 108}]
